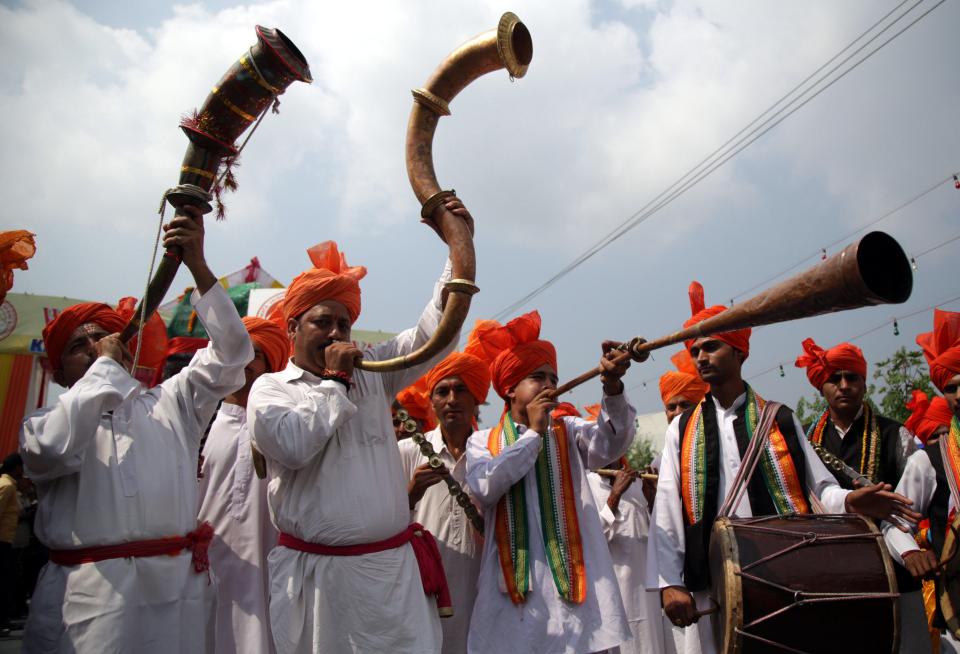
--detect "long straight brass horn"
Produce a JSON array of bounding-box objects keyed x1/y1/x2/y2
[
  {"x1": 357, "y1": 12, "x2": 533, "y2": 372},
  {"x1": 554, "y1": 231, "x2": 913, "y2": 395}
]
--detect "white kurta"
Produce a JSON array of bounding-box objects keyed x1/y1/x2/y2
[
  {"x1": 247, "y1": 260, "x2": 453, "y2": 654},
  {"x1": 646, "y1": 392, "x2": 851, "y2": 654},
  {"x1": 586, "y1": 471, "x2": 665, "y2": 654},
  {"x1": 19, "y1": 285, "x2": 252, "y2": 654},
  {"x1": 882, "y1": 449, "x2": 957, "y2": 654},
  {"x1": 465, "y1": 395, "x2": 636, "y2": 654},
  {"x1": 198, "y1": 402, "x2": 278, "y2": 654},
  {"x1": 398, "y1": 428, "x2": 482, "y2": 654}
]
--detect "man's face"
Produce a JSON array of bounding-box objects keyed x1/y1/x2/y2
[
  {"x1": 664, "y1": 395, "x2": 696, "y2": 423},
  {"x1": 431, "y1": 375, "x2": 477, "y2": 433},
  {"x1": 241, "y1": 346, "x2": 270, "y2": 393},
  {"x1": 289, "y1": 301, "x2": 352, "y2": 373},
  {"x1": 943, "y1": 373, "x2": 960, "y2": 414},
  {"x1": 55, "y1": 322, "x2": 119, "y2": 388},
  {"x1": 689, "y1": 338, "x2": 743, "y2": 386},
  {"x1": 507, "y1": 364, "x2": 558, "y2": 414},
  {"x1": 927, "y1": 424, "x2": 950, "y2": 445},
  {"x1": 820, "y1": 370, "x2": 866, "y2": 415}
]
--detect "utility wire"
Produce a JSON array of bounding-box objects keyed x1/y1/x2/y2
[{"x1": 492, "y1": 0, "x2": 947, "y2": 321}]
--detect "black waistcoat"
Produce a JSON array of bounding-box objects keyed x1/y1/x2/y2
[
  {"x1": 677, "y1": 394, "x2": 807, "y2": 591},
  {"x1": 809, "y1": 408, "x2": 905, "y2": 490}
]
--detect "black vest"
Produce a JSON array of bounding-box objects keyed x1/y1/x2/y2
[{"x1": 677, "y1": 394, "x2": 807, "y2": 591}]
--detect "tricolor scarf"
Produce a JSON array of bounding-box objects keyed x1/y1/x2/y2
[
  {"x1": 681, "y1": 384, "x2": 810, "y2": 524},
  {"x1": 488, "y1": 411, "x2": 586, "y2": 605},
  {"x1": 940, "y1": 416, "x2": 960, "y2": 510},
  {"x1": 806, "y1": 405, "x2": 882, "y2": 484}
]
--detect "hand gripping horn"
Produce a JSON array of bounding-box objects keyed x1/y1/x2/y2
[
  {"x1": 356, "y1": 12, "x2": 533, "y2": 372},
  {"x1": 120, "y1": 27, "x2": 311, "y2": 344}
]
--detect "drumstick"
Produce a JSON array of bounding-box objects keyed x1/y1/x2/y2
[
  {"x1": 594, "y1": 468, "x2": 658, "y2": 480},
  {"x1": 694, "y1": 606, "x2": 718, "y2": 618}
]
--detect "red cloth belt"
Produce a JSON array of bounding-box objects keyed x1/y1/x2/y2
[
  {"x1": 278, "y1": 522, "x2": 453, "y2": 617},
  {"x1": 48, "y1": 522, "x2": 214, "y2": 575}
]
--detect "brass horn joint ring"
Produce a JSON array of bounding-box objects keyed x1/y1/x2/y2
[
  {"x1": 444, "y1": 279, "x2": 480, "y2": 296},
  {"x1": 420, "y1": 190, "x2": 457, "y2": 219},
  {"x1": 626, "y1": 337, "x2": 650, "y2": 363},
  {"x1": 411, "y1": 88, "x2": 451, "y2": 117}
]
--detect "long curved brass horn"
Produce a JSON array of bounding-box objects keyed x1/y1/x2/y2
[
  {"x1": 554, "y1": 231, "x2": 914, "y2": 395},
  {"x1": 357, "y1": 12, "x2": 533, "y2": 372}
]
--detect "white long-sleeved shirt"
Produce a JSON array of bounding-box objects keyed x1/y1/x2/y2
[
  {"x1": 247, "y1": 260, "x2": 453, "y2": 654},
  {"x1": 398, "y1": 427, "x2": 482, "y2": 654},
  {"x1": 465, "y1": 394, "x2": 636, "y2": 654},
  {"x1": 882, "y1": 449, "x2": 952, "y2": 564},
  {"x1": 19, "y1": 284, "x2": 252, "y2": 654},
  {"x1": 198, "y1": 402, "x2": 278, "y2": 654}
]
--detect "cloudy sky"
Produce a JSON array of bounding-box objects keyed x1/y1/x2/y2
[{"x1": 2, "y1": 0, "x2": 957, "y2": 421}]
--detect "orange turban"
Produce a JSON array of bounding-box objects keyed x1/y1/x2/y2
[
  {"x1": 917, "y1": 309, "x2": 960, "y2": 392},
  {"x1": 396, "y1": 376, "x2": 436, "y2": 431},
  {"x1": 659, "y1": 350, "x2": 709, "y2": 406},
  {"x1": 552, "y1": 402, "x2": 582, "y2": 419},
  {"x1": 424, "y1": 351, "x2": 492, "y2": 406},
  {"x1": 165, "y1": 336, "x2": 209, "y2": 357},
  {"x1": 116, "y1": 297, "x2": 168, "y2": 386},
  {"x1": 0, "y1": 230, "x2": 36, "y2": 305},
  {"x1": 468, "y1": 311, "x2": 558, "y2": 400},
  {"x1": 683, "y1": 281, "x2": 751, "y2": 359},
  {"x1": 794, "y1": 338, "x2": 867, "y2": 390},
  {"x1": 43, "y1": 302, "x2": 126, "y2": 371},
  {"x1": 243, "y1": 316, "x2": 289, "y2": 373},
  {"x1": 282, "y1": 241, "x2": 367, "y2": 323},
  {"x1": 905, "y1": 390, "x2": 954, "y2": 444}
]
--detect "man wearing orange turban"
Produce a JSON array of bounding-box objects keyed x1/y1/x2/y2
[
  {"x1": 917, "y1": 309, "x2": 960, "y2": 414},
  {"x1": 649, "y1": 283, "x2": 920, "y2": 653},
  {"x1": 659, "y1": 350, "x2": 709, "y2": 424},
  {"x1": 395, "y1": 375, "x2": 436, "y2": 438},
  {"x1": 464, "y1": 311, "x2": 638, "y2": 654},
  {"x1": 198, "y1": 316, "x2": 287, "y2": 654},
  {"x1": 795, "y1": 336, "x2": 923, "y2": 638},
  {"x1": 397, "y1": 338, "x2": 491, "y2": 654},
  {"x1": 884, "y1": 389, "x2": 960, "y2": 650},
  {"x1": 20, "y1": 206, "x2": 253, "y2": 653},
  {"x1": 248, "y1": 198, "x2": 472, "y2": 654}
]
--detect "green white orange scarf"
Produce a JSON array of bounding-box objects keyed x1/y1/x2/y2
[
  {"x1": 940, "y1": 416, "x2": 960, "y2": 509},
  {"x1": 681, "y1": 385, "x2": 810, "y2": 523},
  {"x1": 488, "y1": 411, "x2": 586, "y2": 605}
]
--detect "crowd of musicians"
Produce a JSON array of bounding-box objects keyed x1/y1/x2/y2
[{"x1": 2, "y1": 200, "x2": 959, "y2": 654}]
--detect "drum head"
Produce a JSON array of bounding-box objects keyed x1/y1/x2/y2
[
  {"x1": 709, "y1": 517, "x2": 743, "y2": 654},
  {"x1": 940, "y1": 511, "x2": 960, "y2": 639}
]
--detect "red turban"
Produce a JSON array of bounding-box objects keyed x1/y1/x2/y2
[
  {"x1": 794, "y1": 337, "x2": 867, "y2": 390},
  {"x1": 116, "y1": 297, "x2": 169, "y2": 386},
  {"x1": 43, "y1": 302, "x2": 127, "y2": 371},
  {"x1": 424, "y1": 352, "x2": 492, "y2": 406},
  {"x1": 905, "y1": 390, "x2": 954, "y2": 444},
  {"x1": 659, "y1": 350, "x2": 709, "y2": 406},
  {"x1": 552, "y1": 402, "x2": 581, "y2": 419},
  {"x1": 468, "y1": 311, "x2": 558, "y2": 400},
  {"x1": 683, "y1": 281, "x2": 751, "y2": 358},
  {"x1": 242, "y1": 316, "x2": 289, "y2": 373},
  {"x1": 282, "y1": 241, "x2": 367, "y2": 323},
  {"x1": 917, "y1": 309, "x2": 960, "y2": 392},
  {"x1": 0, "y1": 230, "x2": 36, "y2": 305},
  {"x1": 396, "y1": 376, "x2": 436, "y2": 431},
  {"x1": 166, "y1": 336, "x2": 209, "y2": 357}
]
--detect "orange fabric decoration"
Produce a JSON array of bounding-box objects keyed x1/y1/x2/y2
[
  {"x1": 659, "y1": 350, "x2": 709, "y2": 406},
  {"x1": 917, "y1": 309, "x2": 960, "y2": 392},
  {"x1": 582, "y1": 404, "x2": 601, "y2": 422},
  {"x1": 683, "y1": 281, "x2": 751, "y2": 358},
  {"x1": 468, "y1": 311, "x2": 557, "y2": 400},
  {"x1": 794, "y1": 337, "x2": 867, "y2": 390},
  {"x1": 0, "y1": 230, "x2": 36, "y2": 305},
  {"x1": 242, "y1": 316, "x2": 289, "y2": 373},
  {"x1": 165, "y1": 337, "x2": 209, "y2": 357},
  {"x1": 552, "y1": 403, "x2": 582, "y2": 419},
  {"x1": 397, "y1": 375, "x2": 436, "y2": 431},
  {"x1": 42, "y1": 303, "x2": 127, "y2": 371},
  {"x1": 905, "y1": 390, "x2": 954, "y2": 445},
  {"x1": 283, "y1": 241, "x2": 367, "y2": 323},
  {"x1": 115, "y1": 297, "x2": 169, "y2": 386}
]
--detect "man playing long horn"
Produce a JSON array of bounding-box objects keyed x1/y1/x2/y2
[
  {"x1": 647, "y1": 281, "x2": 921, "y2": 654},
  {"x1": 794, "y1": 336, "x2": 925, "y2": 647},
  {"x1": 247, "y1": 213, "x2": 471, "y2": 653},
  {"x1": 464, "y1": 310, "x2": 635, "y2": 654},
  {"x1": 19, "y1": 208, "x2": 254, "y2": 653},
  {"x1": 397, "y1": 326, "x2": 492, "y2": 654},
  {"x1": 197, "y1": 317, "x2": 290, "y2": 654}
]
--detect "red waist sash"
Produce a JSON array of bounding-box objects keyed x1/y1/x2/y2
[
  {"x1": 49, "y1": 522, "x2": 214, "y2": 575},
  {"x1": 278, "y1": 522, "x2": 453, "y2": 617}
]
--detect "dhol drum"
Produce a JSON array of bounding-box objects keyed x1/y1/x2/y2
[
  {"x1": 709, "y1": 514, "x2": 899, "y2": 653},
  {"x1": 939, "y1": 510, "x2": 960, "y2": 639}
]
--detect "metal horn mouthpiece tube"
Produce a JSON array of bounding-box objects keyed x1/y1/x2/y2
[
  {"x1": 554, "y1": 231, "x2": 913, "y2": 396},
  {"x1": 121, "y1": 26, "x2": 311, "y2": 343},
  {"x1": 357, "y1": 12, "x2": 533, "y2": 372}
]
